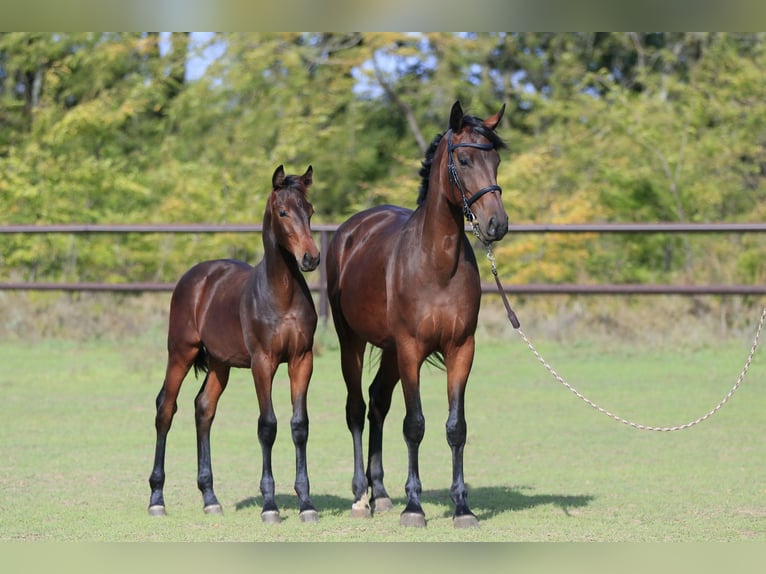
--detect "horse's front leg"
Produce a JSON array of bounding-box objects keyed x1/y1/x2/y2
[
  {"x1": 397, "y1": 347, "x2": 427, "y2": 528},
  {"x1": 287, "y1": 350, "x2": 318, "y2": 522},
  {"x1": 252, "y1": 356, "x2": 280, "y2": 523},
  {"x1": 445, "y1": 339, "x2": 479, "y2": 528}
]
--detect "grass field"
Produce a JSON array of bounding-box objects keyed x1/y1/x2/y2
[{"x1": 1, "y1": 304, "x2": 766, "y2": 543}]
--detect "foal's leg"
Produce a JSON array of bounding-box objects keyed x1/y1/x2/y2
[
  {"x1": 397, "y1": 346, "x2": 427, "y2": 527},
  {"x1": 287, "y1": 351, "x2": 318, "y2": 522},
  {"x1": 194, "y1": 360, "x2": 230, "y2": 514},
  {"x1": 252, "y1": 355, "x2": 281, "y2": 523},
  {"x1": 148, "y1": 347, "x2": 196, "y2": 515},
  {"x1": 366, "y1": 348, "x2": 399, "y2": 513},
  {"x1": 445, "y1": 339, "x2": 479, "y2": 528}
]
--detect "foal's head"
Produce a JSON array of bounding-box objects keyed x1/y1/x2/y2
[{"x1": 268, "y1": 165, "x2": 320, "y2": 272}]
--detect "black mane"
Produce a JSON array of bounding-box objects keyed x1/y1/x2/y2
[{"x1": 416, "y1": 114, "x2": 507, "y2": 206}]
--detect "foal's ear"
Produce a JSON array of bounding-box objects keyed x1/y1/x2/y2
[
  {"x1": 483, "y1": 103, "x2": 506, "y2": 131},
  {"x1": 272, "y1": 164, "x2": 285, "y2": 189},
  {"x1": 301, "y1": 165, "x2": 313, "y2": 188},
  {"x1": 449, "y1": 100, "x2": 464, "y2": 132}
]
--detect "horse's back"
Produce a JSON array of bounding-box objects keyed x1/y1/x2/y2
[
  {"x1": 168, "y1": 259, "x2": 252, "y2": 351},
  {"x1": 327, "y1": 205, "x2": 412, "y2": 346},
  {"x1": 328, "y1": 205, "x2": 410, "y2": 272}
]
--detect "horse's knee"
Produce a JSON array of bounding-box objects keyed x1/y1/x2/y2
[
  {"x1": 258, "y1": 414, "x2": 278, "y2": 446},
  {"x1": 403, "y1": 412, "x2": 425, "y2": 444},
  {"x1": 445, "y1": 415, "x2": 467, "y2": 447},
  {"x1": 345, "y1": 396, "x2": 366, "y2": 430},
  {"x1": 291, "y1": 414, "x2": 309, "y2": 446}
]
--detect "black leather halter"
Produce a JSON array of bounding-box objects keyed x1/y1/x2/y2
[{"x1": 447, "y1": 130, "x2": 502, "y2": 222}]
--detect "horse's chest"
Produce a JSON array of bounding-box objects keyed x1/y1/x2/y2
[{"x1": 250, "y1": 308, "x2": 315, "y2": 357}]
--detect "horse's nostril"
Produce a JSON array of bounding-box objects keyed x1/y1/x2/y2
[
  {"x1": 302, "y1": 252, "x2": 320, "y2": 271},
  {"x1": 487, "y1": 216, "x2": 497, "y2": 237}
]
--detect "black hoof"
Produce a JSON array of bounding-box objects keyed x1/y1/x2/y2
[
  {"x1": 399, "y1": 511, "x2": 426, "y2": 528},
  {"x1": 371, "y1": 497, "x2": 394, "y2": 513},
  {"x1": 147, "y1": 505, "x2": 166, "y2": 516},
  {"x1": 261, "y1": 510, "x2": 281, "y2": 524},
  {"x1": 203, "y1": 504, "x2": 223, "y2": 515},
  {"x1": 299, "y1": 509, "x2": 319, "y2": 523}
]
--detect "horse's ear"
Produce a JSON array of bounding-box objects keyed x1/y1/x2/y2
[
  {"x1": 483, "y1": 103, "x2": 506, "y2": 131},
  {"x1": 449, "y1": 100, "x2": 464, "y2": 132},
  {"x1": 272, "y1": 165, "x2": 285, "y2": 189},
  {"x1": 302, "y1": 165, "x2": 313, "y2": 188}
]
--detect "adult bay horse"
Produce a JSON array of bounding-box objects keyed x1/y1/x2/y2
[
  {"x1": 148, "y1": 165, "x2": 321, "y2": 524},
  {"x1": 326, "y1": 101, "x2": 508, "y2": 528}
]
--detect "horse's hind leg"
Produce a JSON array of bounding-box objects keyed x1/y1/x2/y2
[
  {"x1": 366, "y1": 348, "x2": 399, "y2": 514},
  {"x1": 148, "y1": 348, "x2": 195, "y2": 515},
  {"x1": 287, "y1": 351, "x2": 318, "y2": 522},
  {"x1": 338, "y1": 333, "x2": 370, "y2": 517},
  {"x1": 194, "y1": 360, "x2": 230, "y2": 514}
]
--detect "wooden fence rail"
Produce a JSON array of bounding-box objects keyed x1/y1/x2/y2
[{"x1": 3, "y1": 223, "x2": 766, "y2": 319}]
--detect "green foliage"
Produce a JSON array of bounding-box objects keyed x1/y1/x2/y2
[{"x1": 1, "y1": 32, "x2": 765, "y2": 286}]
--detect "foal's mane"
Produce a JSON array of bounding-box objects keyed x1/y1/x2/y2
[
  {"x1": 416, "y1": 114, "x2": 507, "y2": 207},
  {"x1": 278, "y1": 174, "x2": 309, "y2": 195}
]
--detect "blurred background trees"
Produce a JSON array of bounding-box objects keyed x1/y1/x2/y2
[{"x1": 1, "y1": 32, "x2": 765, "y2": 288}]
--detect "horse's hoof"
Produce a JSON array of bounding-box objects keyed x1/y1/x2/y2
[
  {"x1": 203, "y1": 504, "x2": 223, "y2": 515},
  {"x1": 399, "y1": 512, "x2": 427, "y2": 528},
  {"x1": 299, "y1": 509, "x2": 319, "y2": 523},
  {"x1": 147, "y1": 505, "x2": 166, "y2": 516},
  {"x1": 349, "y1": 505, "x2": 372, "y2": 518},
  {"x1": 371, "y1": 497, "x2": 394, "y2": 513},
  {"x1": 350, "y1": 495, "x2": 371, "y2": 518},
  {"x1": 453, "y1": 514, "x2": 479, "y2": 529},
  {"x1": 261, "y1": 510, "x2": 281, "y2": 524}
]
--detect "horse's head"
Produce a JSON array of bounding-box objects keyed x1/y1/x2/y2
[
  {"x1": 446, "y1": 100, "x2": 509, "y2": 243},
  {"x1": 268, "y1": 164, "x2": 320, "y2": 272}
]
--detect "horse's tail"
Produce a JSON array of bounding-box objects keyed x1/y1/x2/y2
[
  {"x1": 425, "y1": 351, "x2": 446, "y2": 371},
  {"x1": 193, "y1": 345, "x2": 209, "y2": 378}
]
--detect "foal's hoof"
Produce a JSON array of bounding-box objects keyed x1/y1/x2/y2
[
  {"x1": 147, "y1": 505, "x2": 166, "y2": 517},
  {"x1": 261, "y1": 510, "x2": 281, "y2": 524},
  {"x1": 371, "y1": 497, "x2": 394, "y2": 514},
  {"x1": 453, "y1": 514, "x2": 480, "y2": 529},
  {"x1": 203, "y1": 504, "x2": 223, "y2": 515},
  {"x1": 399, "y1": 512, "x2": 427, "y2": 528},
  {"x1": 299, "y1": 509, "x2": 319, "y2": 523}
]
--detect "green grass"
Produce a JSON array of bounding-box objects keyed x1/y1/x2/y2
[{"x1": 1, "y1": 321, "x2": 766, "y2": 542}]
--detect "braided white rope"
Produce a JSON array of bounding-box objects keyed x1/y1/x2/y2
[
  {"x1": 477, "y1": 230, "x2": 766, "y2": 431},
  {"x1": 515, "y1": 307, "x2": 765, "y2": 431}
]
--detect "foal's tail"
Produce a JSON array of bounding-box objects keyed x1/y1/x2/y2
[{"x1": 193, "y1": 345, "x2": 209, "y2": 378}]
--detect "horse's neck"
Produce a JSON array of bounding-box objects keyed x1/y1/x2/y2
[
  {"x1": 260, "y1": 227, "x2": 301, "y2": 301},
  {"x1": 413, "y1": 165, "x2": 468, "y2": 276}
]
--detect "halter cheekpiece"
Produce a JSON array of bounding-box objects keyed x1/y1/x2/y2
[{"x1": 447, "y1": 130, "x2": 502, "y2": 222}]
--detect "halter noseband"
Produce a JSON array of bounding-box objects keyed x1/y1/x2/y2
[{"x1": 447, "y1": 130, "x2": 502, "y2": 222}]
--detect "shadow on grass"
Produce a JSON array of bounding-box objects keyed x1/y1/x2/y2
[{"x1": 235, "y1": 485, "x2": 593, "y2": 521}]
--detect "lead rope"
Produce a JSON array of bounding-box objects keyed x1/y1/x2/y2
[{"x1": 474, "y1": 226, "x2": 766, "y2": 432}]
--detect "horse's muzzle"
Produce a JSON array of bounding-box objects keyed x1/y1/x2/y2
[
  {"x1": 482, "y1": 214, "x2": 508, "y2": 243},
  {"x1": 301, "y1": 252, "x2": 321, "y2": 272}
]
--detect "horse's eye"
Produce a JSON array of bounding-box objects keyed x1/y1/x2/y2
[
  {"x1": 459, "y1": 157, "x2": 470, "y2": 167},
  {"x1": 278, "y1": 209, "x2": 288, "y2": 218}
]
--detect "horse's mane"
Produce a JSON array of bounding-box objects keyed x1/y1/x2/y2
[
  {"x1": 417, "y1": 114, "x2": 507, "y2": 207},
  {"x1": 280, "y1": 174, "x2": 309, "y2": 195}
]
